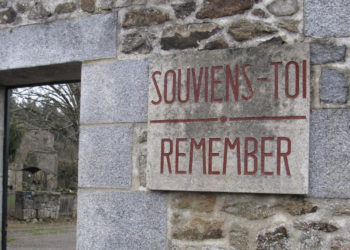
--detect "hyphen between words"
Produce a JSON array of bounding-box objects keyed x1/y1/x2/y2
[
  {"x1": 151, "y1": 60, "x2": 307, "y2": 104},
  {"x1": 150, "y1": 60, "x2": 308, "y2": 177}
]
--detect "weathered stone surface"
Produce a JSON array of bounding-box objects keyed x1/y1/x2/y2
[
  {"x1": 148, "y1": 44, "x2": 310, "y2": 194},
  {"x1": 132, "y1": 124, "x2": 148, "y2": 187},
  {"x1": 277, "y1": 19, "x2": 299, "y2": 33},
  {"x1": 54, "y1": 2, "x2": 76, "y2": 14},
  {"x1": 310, "y1": 109, "x2": 350, "y2": 198},
  {"x1": 267, "y1": 0, "x2": 298, "y2": 16},
  {"x1": 229, "y1": 225, "x2": 248, "y2": 250},
  {"x1": 15, "y1": 3, "x2": 26, "y2": 13},
  {"x1": 172, "y1": 217, "x2": 223, "y2": 240},
  {"x1": 81, "y1": 0, "x2": 95, "y2": 13},
  {"x1": 196, "y1": 0, "x2": 254, "y2": 19},
  {"x1": 331, "y1": 238, "x2": 350, "y2": 250},
  {"x1": 0, "y1": 7, "x2": 16, "y2": 24},
  {"x1": 137, "y1": 128, "x2": 147, "y2": 143},
  {"x1": 172, "y1": 193, "x2": 216, "y2": 212},
  {"x1": 310, "y1": 42, "x2": 346, "y2": 65},
  {"x1": 257, "y1": 226, "x2": 289, "y2": 250},
  {"x1": 78, "y1": 125, "x2": 132, "y2": 188},
  {"x1": 77, "y1": 190, "x2": 167, "y2": 249},
  {"x1": 172, "y1": 1, "x2": 196, "y2": 19},
  {"x1": 222, "y1": 200, "x2": 274, "y2": 220},
  {"x1": 203, "y1": 39, "x2": 228, "y2": 50},
  {"x1": 0, "y1": 0, "x2": 7, "y2": 8},
  {"x1": 333, "y1": 205, "x2": 350, "y2": 216},
  {"x1": 138, "y1": 153, "x2": 147, "y2": 187},
  {"x1": 122, "y1": 32, "x2": 152, "y2": 54},
  {"x1": 28, "y1": 2, "x2": 51, "y2": 20},
  {"x1": 305, "y1": 0, "x2": 350, "y2": 37},
  {"x1": 123, "y1": 8, "x2": 168, "y2": 28},
  {"x1": 80, "y1": 59, "x2": 148, "y2": 123},
  {"x1": 95, "y1": 0, "x2": 113, "y2": 10},
  {"x1": 113, "y1": 0, "x2": 147, "y2": 8},
  {"x1": 299, "y1": 231, "x2": 323, "y2": 249},
  {"x1": 161, "y1": 23, "x2": 220, "y2": 50},
  {"x1": 228, "y1": 20, "x2": 277, "y2": 41},
  {"x1": 252, "y1": 8, "x2": 269, "y2": 18},
  {"x1": 168, "y1": 242, "x2": 226, "y2": 250},
  {"x1": 294, "y1": 221, "x2": 338, "y2": 232},
  {"x1": 281, "y1": 197, "x2": 317, "y2": 216},
  {"x1": 320, "y1": 69, "x2": 349, "y2": 104},
  {"x1": 147, "y1": 0, "x2": 167, "y2": 4},
  {"x1": 0, "y1": 13, "x2": 117, "y2": 70},
  {"x1": 261, "y1": 36, "x2": 286, "y2": 46}
]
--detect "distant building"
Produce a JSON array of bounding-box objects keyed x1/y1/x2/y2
[{"x1": 8, "y1": 130, "x2": 58, "y2": 191}]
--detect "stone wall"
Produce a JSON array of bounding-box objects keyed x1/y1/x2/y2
[
  {"x1": 13, "y1": 191, "x2": 77, "y2": 221},
  {"x1": 14, "y1": 191, "x2": 60, "y2": 221},
  {"x1": 0, "y1": 0, "x2": 349, "y2": 249}
]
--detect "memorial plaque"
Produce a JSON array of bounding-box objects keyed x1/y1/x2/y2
[{"x1": 147, "y1": 43, "x2": 309, "y2": 194}]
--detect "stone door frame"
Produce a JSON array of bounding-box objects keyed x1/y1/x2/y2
[{"x1": 0, "y1": 12, "x2": 118, "y2": 249}]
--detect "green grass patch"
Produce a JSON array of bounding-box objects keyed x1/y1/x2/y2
[
  {"x1": 9, "y1": 226, "x2": 74, "y2": 236},
  {"x1": 7, "y1": 238, "x2": 16, "y2": 243},
  {"x1": 21, "y1": 228, "x2": 72, "y2": 236}
]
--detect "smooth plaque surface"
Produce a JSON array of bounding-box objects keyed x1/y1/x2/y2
[{"x1": 147, "y1": 44, "x2": 310, "y2": 194}]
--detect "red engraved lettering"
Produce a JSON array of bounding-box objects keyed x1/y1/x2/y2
[
  {"x1": 223, "y1": 138, "x2": 241, "y2": 175},
  {"x1": 205, "y1": 67, "x2": 209, "y2": 102},
  {"x1": 151, "y1": 71, "x2": 162, "y2": 105},
  {"x1": 302, "y1": 60, "x2": 307, "y2": 99},
  {"x1": 177, "y1": 69, "x2": 190, "y2": 103},
  {"x1": 175, "y1": 138, "x2": 187, "y2": 174},
  {"x1": 261, "y1": 137, "x2": 274, "y2": 175},
  {"x1": 160, "y1": 138, "x2": 172, "y2": 174},
  {"x1": 277, "y1": 137, "x2": 291, "y2": 176},
  {"x1": 192, "y1": 68, "x2": 203, "y2": 103},
  {"x1": 164, "y1": 70, "x2": 176, "y2": 104},
  {"x1": 244, "y1": 137, "x2": 258, "y2": 175},
  {"x1": 241, "y1": 64, "x2": 254, "y2": 101},
  {"x1": 211, "y1": 66, "x2": 223, "y2": 103},
  {"x1": 189, "y1": 138, "x2": 206, "y2": 174},
  {"x1": 271, "y1": 62, "x2": 282, "y2": 99},
  {"x1": 285, "y1": 61, "x2": 299, "y2": 98},
  {"x1": 209, "y1": 138, "x2": 221, "y2": 175},
  {"x1": 225, "y1": 65, "x2": 239, "y2": 101}
]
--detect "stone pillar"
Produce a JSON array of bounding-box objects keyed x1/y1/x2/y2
[{"x1": 77, "y1": 59, "x2": 167, "y2": 249}]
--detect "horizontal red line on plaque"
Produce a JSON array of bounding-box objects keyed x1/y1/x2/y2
[
  {"x1": 150, "y1": 115, "x2": 306, "y2": 124},
  {"x1": 229, "y1": 116, "x2": 307, "y2": 121},
  {"x1": 257, "y1": 77, "x2": 268, "y2": 81},
  {"x1": 150, "y1": 118, "x2": 218, "y2": 123}
]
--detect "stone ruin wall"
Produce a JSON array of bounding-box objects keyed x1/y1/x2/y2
[{"x1": 1, "y1": 0, "x2": 350, "y2": 249}]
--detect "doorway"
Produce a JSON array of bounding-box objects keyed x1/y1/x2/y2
[{"x1": 2, "y1": 82, "x2": 80, "y2": 250}]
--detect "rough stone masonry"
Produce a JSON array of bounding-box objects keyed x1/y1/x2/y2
[{"x1": 0, "y1": 0, "x2": 349, "y2": 249}]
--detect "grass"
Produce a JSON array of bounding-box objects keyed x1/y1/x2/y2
[
  {"x1": 7, "y1": 238, "x2": 16, "y2": 243},
  {"x1": 8, "y1": 222, "x2": 76, "y2": 237},
  {"x1": 23, "y1": 228, "x2": 71, "y2": 236},
  {"x1": 9, "y1": 227, "x2": 73, "y2": 236}
]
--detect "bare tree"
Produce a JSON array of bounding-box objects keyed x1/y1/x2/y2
[
  {"x1": 10, "y1": 82, "x2": 80, "y2": 145},
  {"x1": 10, "y1": 83, "x2": 80, "y2": 190}
]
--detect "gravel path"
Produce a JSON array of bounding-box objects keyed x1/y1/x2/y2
[{"x1": 7, "y1": 221, "x2": 76, "y2": 250}]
